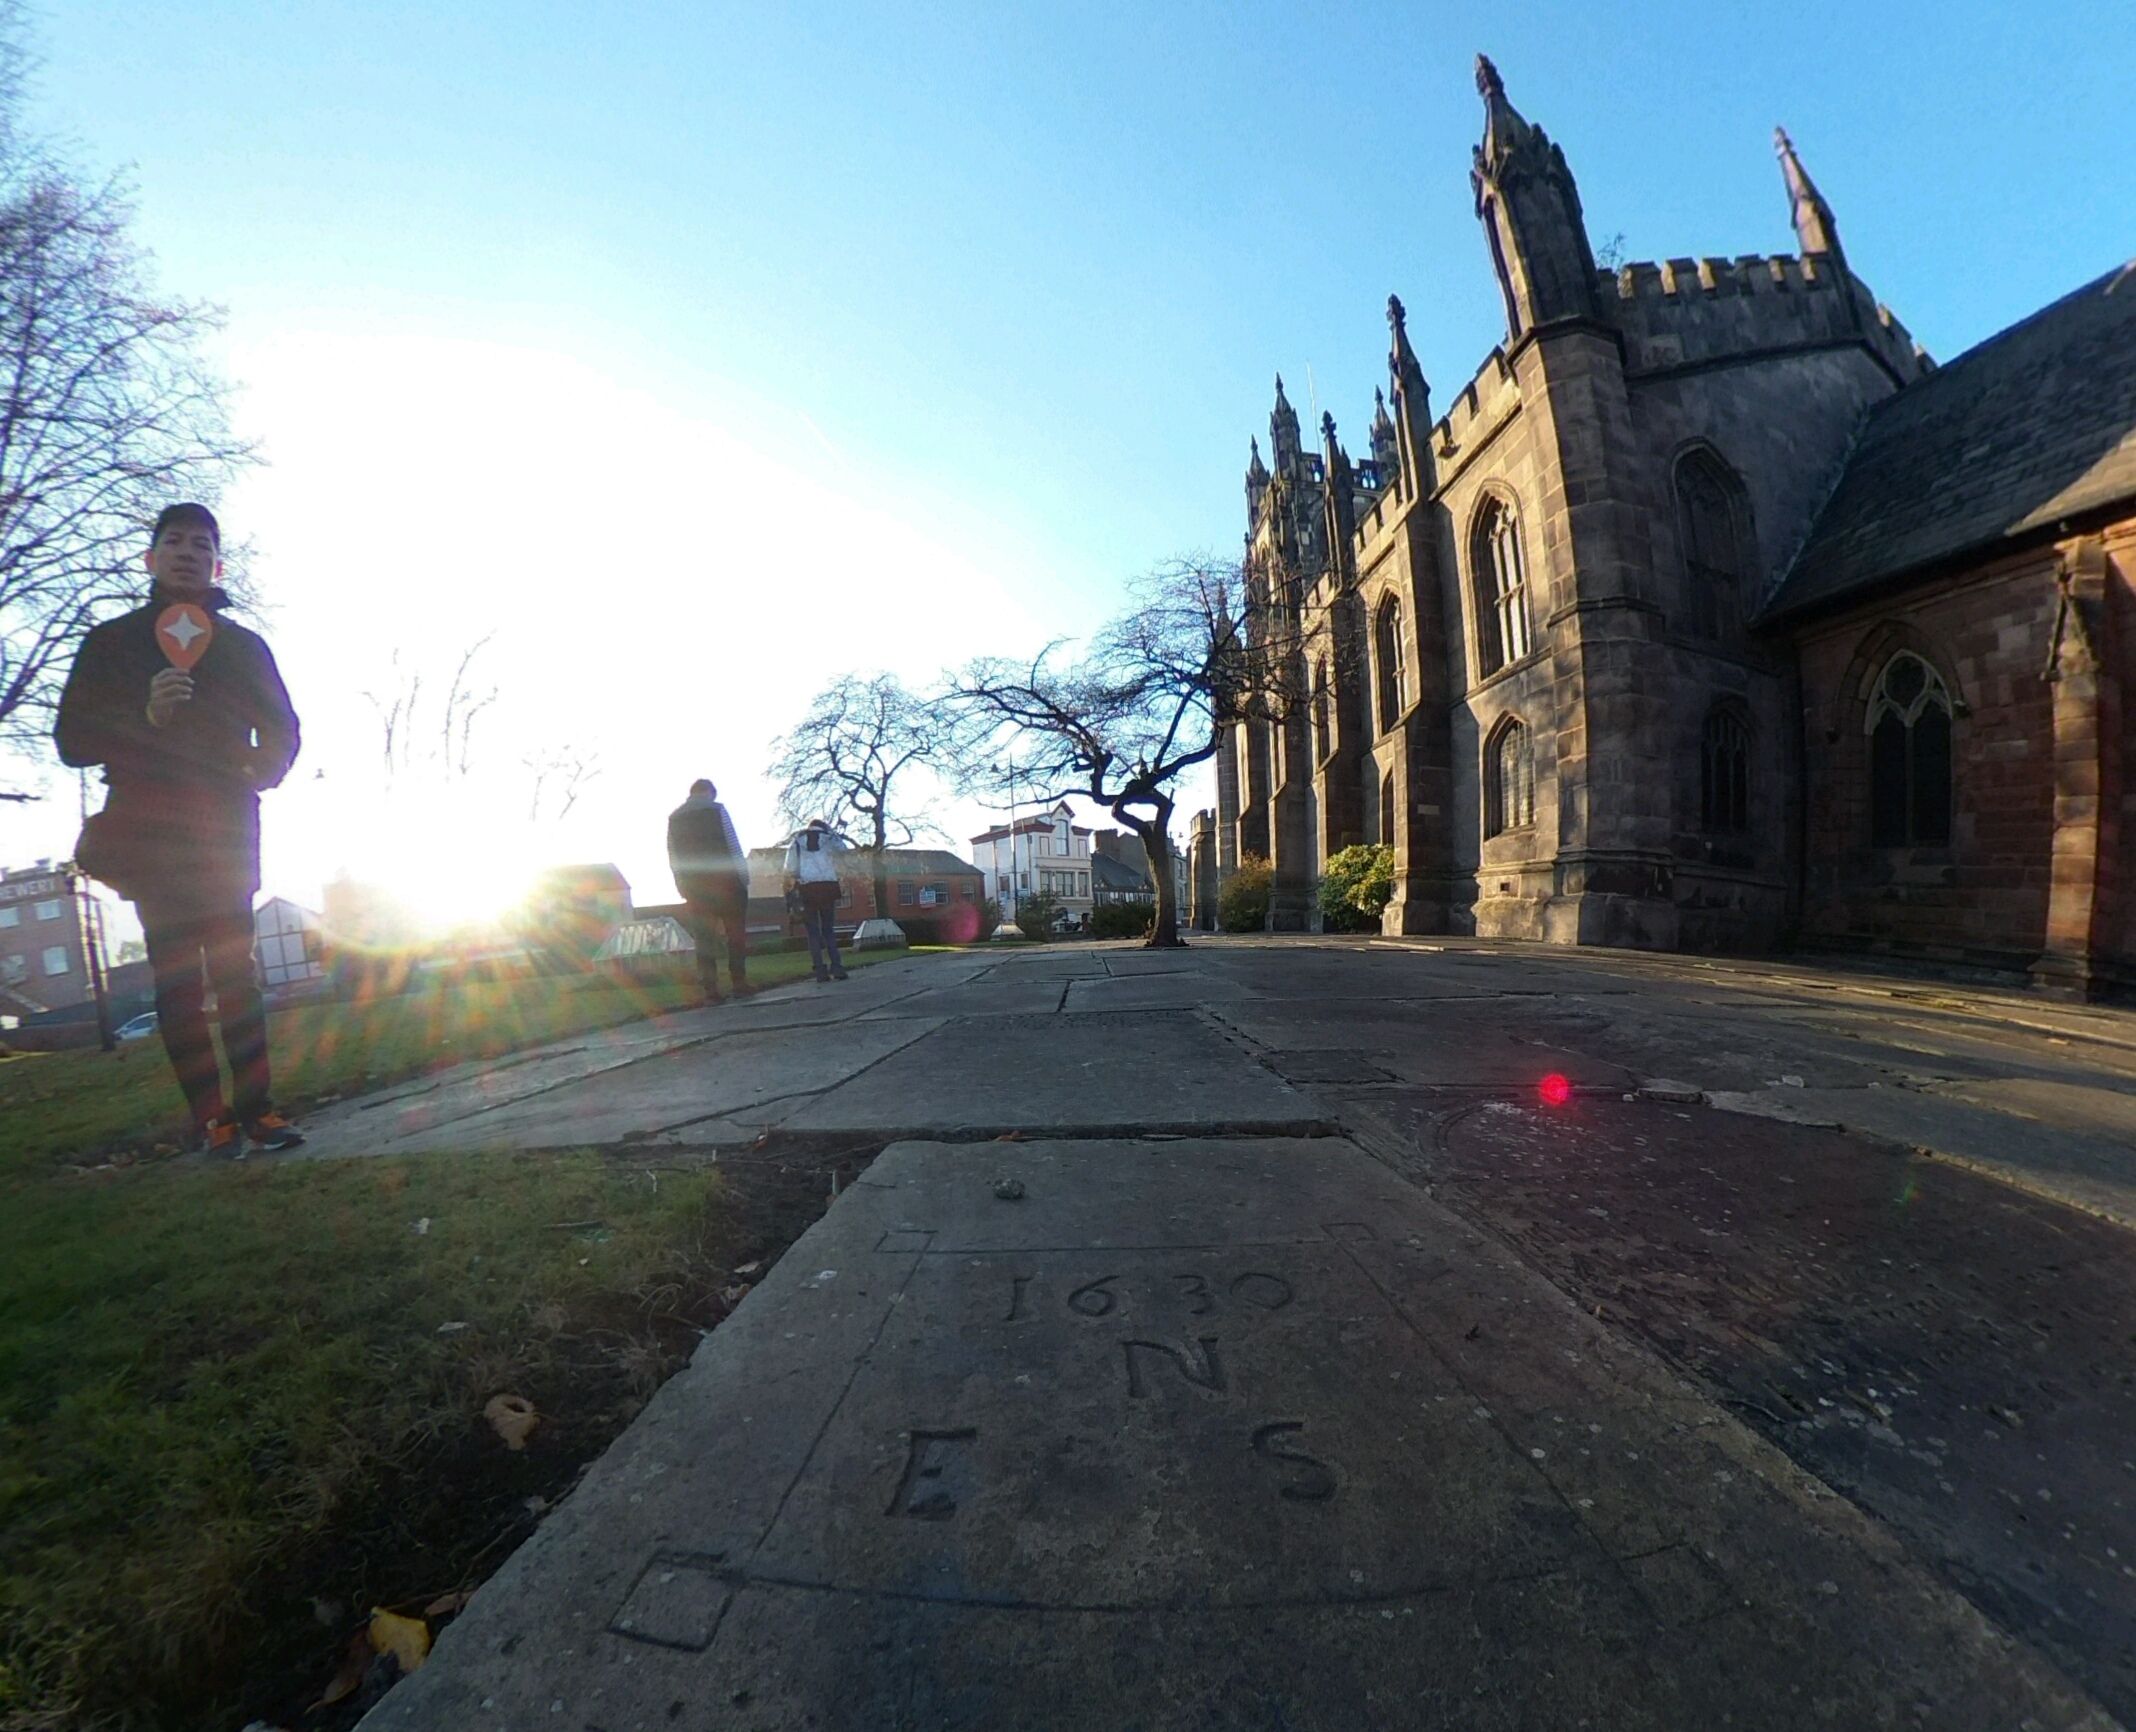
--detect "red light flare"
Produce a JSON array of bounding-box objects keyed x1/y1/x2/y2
[{"x1": 1538, "y1": 1073, "x2": 1574, "y2": 1108}]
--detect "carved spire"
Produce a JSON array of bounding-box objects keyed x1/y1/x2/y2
[
  {"x1": 1775, "y1": 126, "x2": 1843, "y2": 262},
  {"x1": 1473, "y1": 54, "x2": 1536, "y2": 179},
  {"x1": 1469, "y1": 55, "x2": 1598, "y2": 340},
  {"x1": 1245, "y1": 435, "x2": 1271, "y2": 526},
  {"x1": 1319, "y1": 412, "x2": 1357, "y2": 566},
  {"x1": 1246, "y1": 436, "x2": 1269, "y2": 486},
  {"x1": 1369, "y1": 387, "x2": 1399, "y2": 488},
  {"x1": 1383, "y1": 293, "x2": 1434, "y2": 499},
  {"x1": 1270, "y1": 373, "x2": 1302, "y2": 468}
]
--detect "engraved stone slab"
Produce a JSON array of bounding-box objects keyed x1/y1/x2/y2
[{"x1": 361, "y1": 1137, "x2": 2107, "y2": 1732}]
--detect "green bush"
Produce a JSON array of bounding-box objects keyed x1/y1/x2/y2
[
  {"x1": 1014, "y1": 891, "x2": 1061, "y2": 942},
  {"x1": 1091, "y1": 899, "x2": 1155, "y2": 940},
  {"x1": 1218, "y1": 856, "x2": 1272, "y2": 933},
  {"x1": 1318, "y1": 844, "x2": 1395, "y2": 933}
]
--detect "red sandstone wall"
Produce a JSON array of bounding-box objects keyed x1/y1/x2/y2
[
  {"x1": 2108, "y1": 527, "x2": 2135, "y2": 976},
  {"x1": 1794, "y1": 550, "x2": 2062, "y2": 965}
]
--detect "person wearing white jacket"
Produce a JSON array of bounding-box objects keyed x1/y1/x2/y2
[{"x1": 782, "y1": 818, "x2": 851, "y2": 982}]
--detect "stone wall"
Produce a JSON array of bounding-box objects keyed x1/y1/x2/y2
[
  {"x1": 1793, "y1": 549, "x2": 2064, "y2": 968},
  {"x1": 2111, "y1": 528, "x2": 2136, "y2": 978}
]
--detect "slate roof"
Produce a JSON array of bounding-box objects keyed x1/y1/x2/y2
[
  {"x1": 1091, "y1": 852, "x2": 1153, "y2": 894},
  {"x1": 743, "y1": 845, "x2": 981, "y2": 877},
  {"x1": 1761, "y1": 261, "x2": 2136, "y2": 625}
]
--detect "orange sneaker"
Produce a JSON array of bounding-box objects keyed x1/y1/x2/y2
[
  {"x1": 200, "y1": 1118, "x2": 243, "y2": 1159},
  {"x1": 244, "y1": 1111, "x2": 306, "y2": 1153}
]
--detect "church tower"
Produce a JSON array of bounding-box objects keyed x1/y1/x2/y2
[{"x1": 1470, "y1": 55, "x2": 1600, "y2": 341}]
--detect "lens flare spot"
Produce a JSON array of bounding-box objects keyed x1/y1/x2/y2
[{"x1": 1539, "y1": 1073, "x2": 1573, "y2": 1108}]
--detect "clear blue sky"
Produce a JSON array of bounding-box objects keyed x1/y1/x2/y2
[{"x1": 6, "y1": 0, "x2": 2129, "y2": 917}]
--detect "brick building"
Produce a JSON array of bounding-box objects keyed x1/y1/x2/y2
[
  {"x1": 737, "y1": 845, "x2": 988, "y2": 942},
  {"x1": 1215, "y1": 54, "x2": 2133, "y2": 997},
  {"x1": 0, "y1": 861, "x2": 101, "y2": 1016}
]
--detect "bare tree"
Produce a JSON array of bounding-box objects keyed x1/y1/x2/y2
[
  {"x1": 438, "y1": 632, "x2": 496, "y2": 778},
  {"x1": 769, "y1": 672, "x2": 944, "y2": 925},
  {"x1": 523, "y1": 744, "x2": 601, "y2": 822},
  {"x1": 0, "y1": 7, "x2": 257, "y2": 794},
  {"x1": 947, "y1": 556, "x2": 1312, "y2": 948},
  {"x1": 362, "y1": 651, "x2": 421, "y2": 780},
  {"x1": 362, "y1": 634, "x2": 497, "y2": 784}
]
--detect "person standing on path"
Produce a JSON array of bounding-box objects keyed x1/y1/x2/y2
[
  {"x1": 666, "y1": 778, "x2": 754, "y2": 1004},
  {"x1": 782, "y1": 818, "x2": 850, "y2": 983},
  {"x1": 53, "y1": 503, "x2": 305, "y2": 1157}
]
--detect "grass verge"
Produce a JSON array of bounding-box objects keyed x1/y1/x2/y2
[
  {"x1": 0, "y1": 1141, "x2": 867, "y2": 1730},
  {"x1": 0, "y1": 945, "x2": 911, "y2": 1180}
]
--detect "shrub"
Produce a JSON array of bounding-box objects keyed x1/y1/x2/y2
[
  {"x1": 1318, "y1": 844, "x2": 1395, "y2": 933},
  {"x1": 1091, "y1": 899, "x2": 1155, "y2": 940},
  {"x1": 1219, "y1": 856, "x2": 1272, "y2": 933},
  {"x1": 1014, "y1": 891, "x2": 1061, "y2": 942}
]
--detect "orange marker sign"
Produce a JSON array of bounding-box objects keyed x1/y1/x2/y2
[{"x1": 155, "y1": 603, "x2": 213, "y2": 671}]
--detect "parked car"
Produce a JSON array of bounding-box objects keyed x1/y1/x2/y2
[{"x1": 114, "y1": 1012, "x2": 159, "y2": 1042}]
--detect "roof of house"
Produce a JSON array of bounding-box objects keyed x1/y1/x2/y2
[
  {"x1": 1091, "y1": 852, "x2": 1153, "y2": 893},
  {"x1": 1761, "y1": 261, "x2": 2136, "y2": 626},
  {"x1": 743, "y1": 845, "x2": 982, "y2": 877},
  {"x1": 970, "y1": 823, "x2": 1094, "y2": 844}
]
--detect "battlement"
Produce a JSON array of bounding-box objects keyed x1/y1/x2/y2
[{"x1": 1601, "y1": 252, "x2": 1930, "y2": 383}]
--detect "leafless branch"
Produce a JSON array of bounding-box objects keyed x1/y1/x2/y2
[{"x1": 0, "y1": 19, "x2": 258, "y2": 792}]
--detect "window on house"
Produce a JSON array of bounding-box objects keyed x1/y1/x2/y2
[
  {"x1": 1868, "y1": 653, "x2": 1954, "y2": 846},
  {"x1": 1379, "y1": 772, "x2": 1396, "y2": 846},
  {"x1": 0, "y1": 906, "x2": 18, "y2": 928},
  {"x1": 1484, "y1": 716, "x2": 1535, "y2": 838},
  {"x1": 897, "y1": 882, "x2": 916, "y2": 906},
  {"x1": 33, "y1": 899, "x2": 62, "y2": 922},
  {"x1": 1375, "y1": 598, "x2": 1405, "y2": 732},
  {"x1": 1471, "y1": 496, "x2": 1532, "y2": 676},
  {"x1": 1, "y1": 954, "x2": 25, "y2": 984},
  {"x1": 1701, "y1": 707, "x2": 1751, "y2": 833},
  {"x1": 42, "y1": 946, "x2": 69, "y2": 976},
  {"x1": 1675, "y1": 449, "x2": 1750, "y2": 640}
]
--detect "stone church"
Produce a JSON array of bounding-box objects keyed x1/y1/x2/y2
[{"x1": 1198, "y1": 56, "x2": 2134, "y2": 999}]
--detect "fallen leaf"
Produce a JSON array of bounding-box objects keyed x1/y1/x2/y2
[
  {"x1": 733, "y1": 1261, "x2": 762, "y2": 1279},
  {"x1": 411, "y1": 1216, "x2": 430, "y2": 1235},
  {"x1": 993, "y1": 1129, "x2": 1024, "y2": 1142},
  {"x1": 312, "y1": 1628, "x2": 372, "y2": 1709},
  {"x1": 423, "y1": 1589, "x2": 472, "y2": 1618},
  {"x1": 369, "y1": 1606, "x2": 430, "y2": 1672},
  {"x1": 436, "y1": 1320, "x2": 469, "y2": 1335},
  {"x1": 485, "y1": 1393, "x2": 539, "y2": 1451}
]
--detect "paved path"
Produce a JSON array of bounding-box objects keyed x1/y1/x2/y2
[{"x1": 350, "y1": 939, "x2": 2136, "y2": 1730}]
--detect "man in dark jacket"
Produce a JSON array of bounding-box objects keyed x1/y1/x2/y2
[
  {"x1": 54, "y1": 503, "x2": 305, "y2": 1156},
  {"x1": 666, "y1": 778, "x2": 753, "y2": 1003}
]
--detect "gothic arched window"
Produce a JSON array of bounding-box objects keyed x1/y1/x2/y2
[
  {"x1": 1312, "y1": 658, "x2": 1330, "y2": 762},
  {"x1": 1380, "y1": 771, "x2": 1396, "y2": 845},
  {"x1": 1484, "y1": 715, "x2": 1535, "y2": 839},
  {"x1": 1868, "y1": 653, "x2": 1954, "y2": 846},
  {"x1": 1701, "y1": 706, "x2": 1751, "y2": 833},
  {"x1": 1375, "y1": 598, "x2": 1405, "y2": 733},
  {"x1": 1675, "y1": 449, "x2": 1750, "y2": 639},
  {"x1": 1471, "y1": 496, "x2": 1532, "y2": 677}
]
